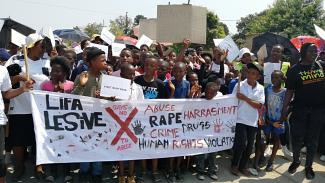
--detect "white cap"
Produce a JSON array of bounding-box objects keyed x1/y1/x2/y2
[
  {"x1": 26, "y1": 33, "x2": 43, "y2": 48},
  {"x1": 238, "y1": 47, "x2": 254, "y2": 60}
]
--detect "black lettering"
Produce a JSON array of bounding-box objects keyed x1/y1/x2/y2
[
  {"x1": 175, "y1": 113, "x2": 182, "y2": 123},
  {"x1": 44, "y1": 111, "x2": 55, "y2": 129},
  {"x1": 149, "y1": 116, "x2": 158, "y2": 127},
  {"x1": 160, "y1": 115, "x2": 167, "y2": 126},
  {"x1": 94, "y1": 112, "x2": 105, "y2": 127},
  {"x1": 46, "y1": 94, "x2": 59, "y2": 110},
  {"x1": 71, "y1": 99, "x2": 83, "y2": 110},
  {"x1": 63, "y1": 112, "x2": 79, "y2": 131}
]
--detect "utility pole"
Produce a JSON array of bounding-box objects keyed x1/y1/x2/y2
[
  {"x1": 125, "y1": 12, "x2": 128, "y2": 35},
  {"x1": 187, "y1": 0, "x2": 190, "y2": 4}
]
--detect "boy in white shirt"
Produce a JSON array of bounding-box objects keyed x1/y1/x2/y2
[
  {"x1": 0, "y1": 65, "x2": 33, "y2": 183},
  {"x1": 231, "y1": 63, "x2": 265, "y2": 177}
]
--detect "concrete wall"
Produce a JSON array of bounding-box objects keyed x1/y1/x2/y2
[{"x1": 139, "y1": 18, "x2": 157, "y2": 40}]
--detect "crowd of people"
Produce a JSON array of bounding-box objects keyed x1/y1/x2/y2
[{"x1": 0, "y1": 32, "x2": 324, "y2": 183}]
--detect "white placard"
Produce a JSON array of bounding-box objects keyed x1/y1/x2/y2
[
  {"x1": 0, "y1": 19, "x2": 4, "y2": 32},
  {"x1": 257, "y1": 44, "x2": 268, "y2": 60},
  {"x1": 218, "y1": 35, "x2": 240, "y2": 62},
  {"x1": 89, "y1": 43, "x2": 108, "y2": 58},
  {"x1": 100, "y1": 75, "x2": 131, "y2": 100},
  {"x1": 264, "y1": 62, "x2": 281, "y2": 85},
  {"x1": 314, "y1": 24, "x2": 325, "y2": 40},
  {"x1": 40, "y1": 27, "x2": 55, "y2": 48},
  {"x1": 30, "y1": 90, "x2": 237, "y2": 165},
  {"x1": 112, "y1": 42, "x2": 126, "y2": 57},
  {"x1": 100, "y1": 27, "x2": 115, "y2": 45},
  {"x1": 136, "y1": 34, "x2": 153, "y2": 49},
  {"x1": 11, "y1": 29, "x2": 26, "y2": 47},
  {"x1": 213, "y1": 39, "x2": 223, "y2": 47}
]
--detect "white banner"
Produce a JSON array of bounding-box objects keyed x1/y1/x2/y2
[{"x1": 30, "y1": 91, "x2": 238, "y2": 165}]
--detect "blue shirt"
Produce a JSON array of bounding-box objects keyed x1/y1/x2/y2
[
  {"x1": 165, "y1": 79, "x2": 190, "y2": 99},
  {"x1": 265, "y1": 85, "x2": 286, "y2": 122}
]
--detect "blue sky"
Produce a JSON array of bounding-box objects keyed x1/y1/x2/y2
[{"x1": 0, "y1": 0, "x2": 291, "y2": 33}]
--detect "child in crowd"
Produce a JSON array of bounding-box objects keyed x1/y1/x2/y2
[
  {"x1": 165, "y1": 62, "x2": 190, "y2": 182},
  {"x1": 196, "y1": 82, "x2": 220, "y2": 181},
  {"x1": 134, "y1": 55, "x2": 169, "y2": 183},
  {"x1": 40, "y1": 56, "x2": 74, "y2": 182},
  {"x1": 187, "y1": 72, "x2": 202, "y2": 98},
  {"x1": 263, "y1": 70, "x2": 286, "y2": 171},
  {"x1": 112, "y1": 48, "x2": 140, "y2": 77},
  {"x1": 231, "y1": 63, "x2": 265, "y2": 177},
  {"x1": 106, "y1": 64, "x2": 114, "y2": 75},
  {"x1": 157, "y1": 60, "x2": 170, "y2": 81},
  {"x1": 72, "y1": 47, "x2": 108, "y2": 183},
  {"x1": 118, "y1": 64, "x2": 144, "y2": 183}
]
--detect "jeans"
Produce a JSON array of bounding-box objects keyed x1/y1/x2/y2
[
  {"x1": 289, "y1": 107, "x2": 324, "y2": 167},
  {"x1": 196, "y1": 152, "x2": 217, "y2": 174},
  {"x1": 80, "y1": 162, "x2": 102, "y2": 175},
  {"x1": 231, "y1": 123, "x2": 257, "y2": 170}
]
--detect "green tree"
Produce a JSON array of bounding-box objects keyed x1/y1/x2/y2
[
  {"x1": 206, "y1": 11, "x2": 229, "y2": 49},
  {"x1": 235, "y1": 0, "x2": 325, "y2": 44},
  {"x1": 109, "y1": 15, "x2": 133, "y2": 36},
  {"x1": 84, "y1": 22, "x2": 103, "y2": 37},
  {"x1": 133, "y1": 15, "x2": 147, "y2": 26}
]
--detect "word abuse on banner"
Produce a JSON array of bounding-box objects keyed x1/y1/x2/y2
[{"x1": 30, "y1": 91, "x2": 238, "y2": 165}]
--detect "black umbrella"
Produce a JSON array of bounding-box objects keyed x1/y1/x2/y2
[
  {"x1": 53, "y1": 29, "x2": 89, "y2": 42},
  {"x1": 251, "y1": 32, "x2": 300, "y2": 65}
]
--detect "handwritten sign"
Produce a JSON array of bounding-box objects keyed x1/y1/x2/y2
[
  {"x1": 30, "y1": 91, "x2": 238, "y2": 165},
  {"x1": 136, "y1": 34, "x2": 153, "y2": 49},
  {"x1": 89, "y1": 43, "x2": 108, "y2": 58},
  {"x1": 100, "y1": 75, "x2": 131, "y2": 100},
  {"x1": 218, "y1": 35, "x2": 240, "y2": 62},
  {"x1": 112, "y1": 42, "x2": 126, "y2": 57},
  {"x1": 11, "y1": 29, "x2": 26, "y2": 47},
  {"x1": 264, "y1": 62, "x2": 281, "y2": 85},
  {"x1": 100, "y1": 27, "x2": 115, "y2": 45}
]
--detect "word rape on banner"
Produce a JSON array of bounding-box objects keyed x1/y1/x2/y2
[{"x1": 30, "y1": 90, "x2": 238, "y2": 165}]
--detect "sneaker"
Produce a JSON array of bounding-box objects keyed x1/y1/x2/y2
[
  {"x1": 248, "y1": 168, "x2": 258, "y2": 176},
  {"x1": 46, "y1": 175, "x2": 55, "y2": 182},
  {"x1": 64, "y1": 175, "x2": 73, "y2": 183},
  {"x1": 288, "y1": 161, "x2": 300, "y2": 174},
  {"x1": 127, "y1": 176, "x2": 136, "y2": 183},
  {"x1": 11, "y1": 165, "x2": 25, "y2": 182},
  {"x1": 208, "y1": 172, "x2": 218, "y2": 180},
  {"x1": 282, "y1": 146, "x2": 293, "y2": 161},
  {"x1": 175, "y1": 169, "x2": 184, "y2": 182},
  {"x1": 166, "y1": 172, "x2": 176, "y2": 183},
  {"x1": 230, "y1": 166, "x2": 240, "y2": 176},
  {"x1": 118, "y1": 176, "x2": 126, "y2": 183},
  {"x1": 264, "y1": 146, "x2": 272, "y2": 157},
  {"x1": 196, "y1": 173, "x2": 205, "y2": 181},
  {"x1": 301, "y1": 146, "x2": 307, "y2": 153},
  {"x1": 265, "y1": 162, "x2": 274, "y2": 172},
  {"x1": 305, "y1": 167, "x2": 315, "y2": 180},
  {"x1": 320, "y1": 155, "x2": 325, "y2": 162},
  {"x1": 152, "y1": 172, "x2": 162, "y2": 182}
]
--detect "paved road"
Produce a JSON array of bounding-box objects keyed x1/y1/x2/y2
[{"x1": 5, "y1": 151, "x2": 325, "y2": 183}]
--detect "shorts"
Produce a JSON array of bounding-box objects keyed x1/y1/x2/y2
[
  {"x1": 263, "y1": 121, "x2": 286, "y2": 135},
  {"x1": 8, "y1": 114, "x2": 35, "y2": 147}
]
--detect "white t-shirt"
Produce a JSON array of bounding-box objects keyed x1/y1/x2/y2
[
  {"x1": 211, "y1": 62, "x2": 229, "y2": 76},
  {"x1": 6, "y1": 57, "x2": 50, "y2": 114},
  {"x1": 232, "y1": 79, "x2": 265, "y2": 127},
  {"x1": 0, "y1": 66, "x2": 12, "y2": 125},
  {"x1": 129, "y1": 82, "x2": 144, "y2": 100}
]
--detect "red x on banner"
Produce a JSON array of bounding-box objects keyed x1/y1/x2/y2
[{"x1": 105, "y1": 107, "x2": 139, "y2": 145}]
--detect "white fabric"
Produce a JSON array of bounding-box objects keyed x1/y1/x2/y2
[
  {"x1": 6, "y1": 57, "x2": 50, "y2": 114},
  {"x1": 213, "y1": 91, "x2": 224, "y2": 99},
  {"x1": 129, "y1": 82, "x2": 144, "y2": 100},
  {"x1": 211, "y1": 62, "x2": 229, "y2": 76},
  {"x1": 232, "y1": 79, "x2": 265, "y2": 127},
  {"x1": 0, "y1": 66, "x2": 12, "y2": 124}
]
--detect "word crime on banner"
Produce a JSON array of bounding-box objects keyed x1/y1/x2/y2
[{"x1": 30, "y1": 90, "x2": 238, "y2": 165}]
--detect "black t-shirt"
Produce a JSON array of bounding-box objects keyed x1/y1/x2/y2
[
  {"x1": 286, "y1": 61, "x2": 325, "y2": 108},
  {"x1": 134, "y1": 75, "x2": 168, "y2": 99}
]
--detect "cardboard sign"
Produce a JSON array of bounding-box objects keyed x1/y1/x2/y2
[
  {"x1": 100, "y1": 27, "x2": 115, "y2": 45},
  {"x1": 264, "y1": 62, "x2": 281, "y2": 85},
  {"x1": 257, "y1": 44, "x2": 268, "y2": 60},
  {"x1": 218, "y1": 35, "x2": 240, "y2": 62},
  {"x1": 111, "y1": 42, "x2": 126, "y2": 57},
  {"x1": 213, "y1": 39, "x2": 223, "y2": 47},
  {"x1": 89, "y1": 43, "x2": 108, "y2": 58},
  {"x1": 30, "y1": 90, "x2": 237, "y2": 164},
  {"x1": 136, "y1": 34, "x2": 153, "y2": 49},
  {"x1": 314, "y1": 24, "x2": 325, "y2": 40},
  {"x1": 11, "y1": 29, "x2": 26, "y2": 47},
  {"x1": 100, "y1": 75, "x2": 131, "y2": 100}
]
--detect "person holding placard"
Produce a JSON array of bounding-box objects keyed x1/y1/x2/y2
[
  {"x1": 112, "y1": 48, "x2": 140, "y2": 77},
  {"x1": 5, "y1": 33, "x2": 51, "y2": 181},
  {"x1": 72, "y1": 47, "x2": 108, "y2": 183}
]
